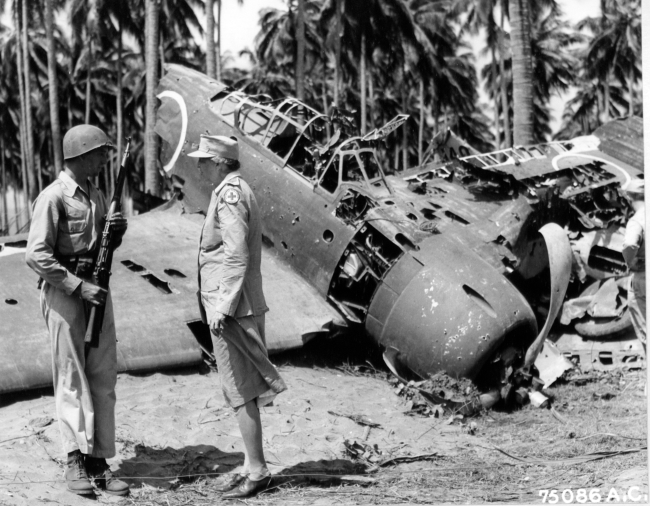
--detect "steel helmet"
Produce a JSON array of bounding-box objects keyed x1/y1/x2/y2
[{"x1": 63, "y1": 125, "x2": 113, "y2": 160}]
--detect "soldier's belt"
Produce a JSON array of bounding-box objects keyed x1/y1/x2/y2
[{"x1": 55, "y1": 251, "x2": 97, "y2": 280}]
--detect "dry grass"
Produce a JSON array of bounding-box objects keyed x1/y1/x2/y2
[{"x1": 120, "y1": 368, "x2": 647, "y2": 505}]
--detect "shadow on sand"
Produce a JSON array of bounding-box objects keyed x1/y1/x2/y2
[
  {"x1": 117, "y1": 444, "x2": 242, "y2": 488},
  {"x1": 118, "y1": 444, "x2": 370, "y2": 494}
]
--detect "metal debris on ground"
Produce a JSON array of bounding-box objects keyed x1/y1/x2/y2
[
  {"x1": 533, "y1": 340, "x2": 575, "y2": 388},
  {"x1": 529, "y1": 391, "x2": 550, "y2": 408},
  {"x1": 388, "y1": 369, "x2": 483, "y2": 417},
  {"x1": 328, "y1": 411, "x2": 381, "y2": 428},
  {"x1": 342, "y1": 439, "x2": 439, "y2": 472}
]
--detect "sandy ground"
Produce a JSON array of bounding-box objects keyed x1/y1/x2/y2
[
  {"x1": 0, "y1": 353, "x2": 473, "y2": 505},
  {"x1": 0, "y1": 339, "x2": 647, "y2": 506}
]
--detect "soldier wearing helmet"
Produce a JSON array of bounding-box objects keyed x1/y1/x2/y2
[
  {"x1": 621, "y1": 178, "x2": 646, "y2": 354},
  {"x1": 25, "y1": 125, "x2": 130, "y2": 497}
]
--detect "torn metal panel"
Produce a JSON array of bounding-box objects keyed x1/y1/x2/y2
[
  {"x1": 553, "y1": 332, "x2": 645, "y2": 371},
  {"x1": 523, "y1": 224, "x2": 573, "y2": 368},
  {"x1": 534, "y1": 340, "x2": 574, "y2": 388}
]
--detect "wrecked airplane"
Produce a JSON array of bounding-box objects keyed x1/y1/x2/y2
[
  {"x1": 155, "y1": 65, "x2": 645, "y2": 381},
  {"x1": 0, "y1": 64, "x2": 642, "y2": 396}
]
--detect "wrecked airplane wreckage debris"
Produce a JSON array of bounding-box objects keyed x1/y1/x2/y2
[
  {"x1": 414, "y1": 118, "x2": 645, "y2": 374},
  {"x1": 0, "y1": 65, "x2": 641, "y2": 399},
  {"x1": 153, "y1": 64, "x2": 594, "y2": 393}
]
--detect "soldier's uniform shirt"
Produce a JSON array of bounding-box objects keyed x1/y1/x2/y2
[
  {"x1": 198, "y1": 171, "x2": 286, "y2": 408},
  {"x1": 25, "y1": 171, "x2": 118, "y2": 458},
  {"x1": 623, "y1": 204, "x2": 646, "y2": 345}
]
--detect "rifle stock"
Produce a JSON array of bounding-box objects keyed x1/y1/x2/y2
[{"x1": 84, "y1": 138, "x2": 131, "y2": 347}]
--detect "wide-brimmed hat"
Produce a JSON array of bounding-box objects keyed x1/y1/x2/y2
[
  {"x1": 187, "y1": 135, "x2": 239, "y2": 160},
  {"x1": 622, "y1": 178, "x2": 645, "y2": 194}
]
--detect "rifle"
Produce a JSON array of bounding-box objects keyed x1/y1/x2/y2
[{"x1": 84, "y1": 137, "x2": 132, "y2": 348}]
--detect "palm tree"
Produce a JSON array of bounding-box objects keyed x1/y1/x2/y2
[
  {"x1": 584, "y1": 0, "x2": 641, "y2": 119},
  {"x1": 204, "y1": 0, "x2": 239, "y2": 81},
  {"x1": 254, "y1": 1, "x2": 324, "y2": 107},
  {"x1": 483, "y1": 9, "x2": 579, "y2": 143},
  {"x1": 13, "y1": 2, "x2": 32, "y2": 212},
  {"x1": 206, "y1": 0, "x2": 216, "y2": 78},
  {"x1": 509, "y1": 0, "x2": 534, "y2": 145},
  {"x1": 296, "y1": 0, "x2": 306, "y2": 102},
  {"x1": 322, "y1": 0, "x2": 421, "y2": 134},
  {"x1": 45, "y1": 0, "x2": 63, "y2": 174},
  {"x1": 145, "y1": 0, "x2": 160, "y2": 196},
  {"x1": 557, "y1": 1, "x2": 641, "y2": 138},
  {"x1": 18, "y1": 0, "x2": 38, "y2": 199},
  {"x1": 497, "y1": 4, "x2": 511, "y2": 147}
]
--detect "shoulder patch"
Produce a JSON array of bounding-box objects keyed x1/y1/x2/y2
[{"x1": 223, "y1": 188, "x2": 241, "y2": 205}]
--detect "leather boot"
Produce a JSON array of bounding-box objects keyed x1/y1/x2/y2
[
  {"x1": 85, "y1": 456, "x2": 130, "y2": 496},
  {"x1": 65, "y1": 451, "x2": 94, "y2": 495}
]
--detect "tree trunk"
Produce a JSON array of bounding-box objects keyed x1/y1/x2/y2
[
  {"x1": 145, "y1": 0, "x2": 161, "y2": 197},
  {"x1": 85, "y1": 39, "x2": 92, "y2": 124},
  {"x1": 35, "y1": 149, "x2": 42, "y2": 195},
  {"x1": 322, "y1": 67, "x2": 331, "y2": 139},
  {"x1": 1, "y1": 139, "x2": 7, "y2": 234},
  {"x1": 333, "y1": 0, "x2": 342, "y2": 107},
  {"x1": 45, "y1": 0, "x2": 63, "y2": 174},
  {"x1": 22, "y1": 0, "x2": 37, "y2": 201},
  {"x1": 216, "y1": 0, "x2": 222, "y2": 81},
  {"x1": 628, "y1": 65, "x2": 634, "y2": 116},
  {"x1": 603, "y1": 78, "x2": 610, "y2": 122},
  {"x1": 19, "y1": 133, "x2": 29, "y2": 226},
  {"x1": 499, "y1": 7, "x2": 512, "y2": 148},
  {"x1": 368, "y1": 69, "x2": 374, "y2": 127},
  {"x1": 13, "y1": 178, "x2": 20, "y2": 232},
  {"x1": 160, "y1": 31, "x2": 165, "y2": 76},
  {"x1": 509, "y1": 0, "x2": 534, "y2": 145},
  {"x1": 418, "y1": 80, "x2": 424, "y2": 166},
  {"x1": 296, "y1": 0, "x2": 306, "y2": 102},
  {"x1": 393, "y1": 142, "x2": 399, "y2": 172},
  {"x1": 402, "y1": 89, "x2": 408, "y2": 171},
  {"x1": 432, "y1": 83, "x2": 438, "y2": 135},
  {"x1": 491, "y1": 45, "x2": 500, "y2": 150},
  {"x1": 15, "y1": 4, "x2": 30, "y2": 214},
  {"x1": 206, "y1": 0, "x2": 216, "y2": 78},
  {"x1": 360, "y1": 23, "x2": 366, "y2": 135},
  {"x1": 115, "y1": 17, "x2": 123, "y2": 197}
]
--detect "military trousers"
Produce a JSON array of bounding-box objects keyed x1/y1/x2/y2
[
  {"x1": 628, "y1": 271, "x2": 646, "y2": 347},
  {"x1": 41, "y1": 282, "x2": 118, "y2": 458}
]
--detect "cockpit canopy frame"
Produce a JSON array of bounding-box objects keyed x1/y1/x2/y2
[{"x1": 211, "y1": 89, "x2": 391, "y2": 197}]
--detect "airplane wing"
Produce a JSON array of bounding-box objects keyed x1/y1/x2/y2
[{"x1": 0, "y1": 201, "x2": 345, "y2": 394}]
